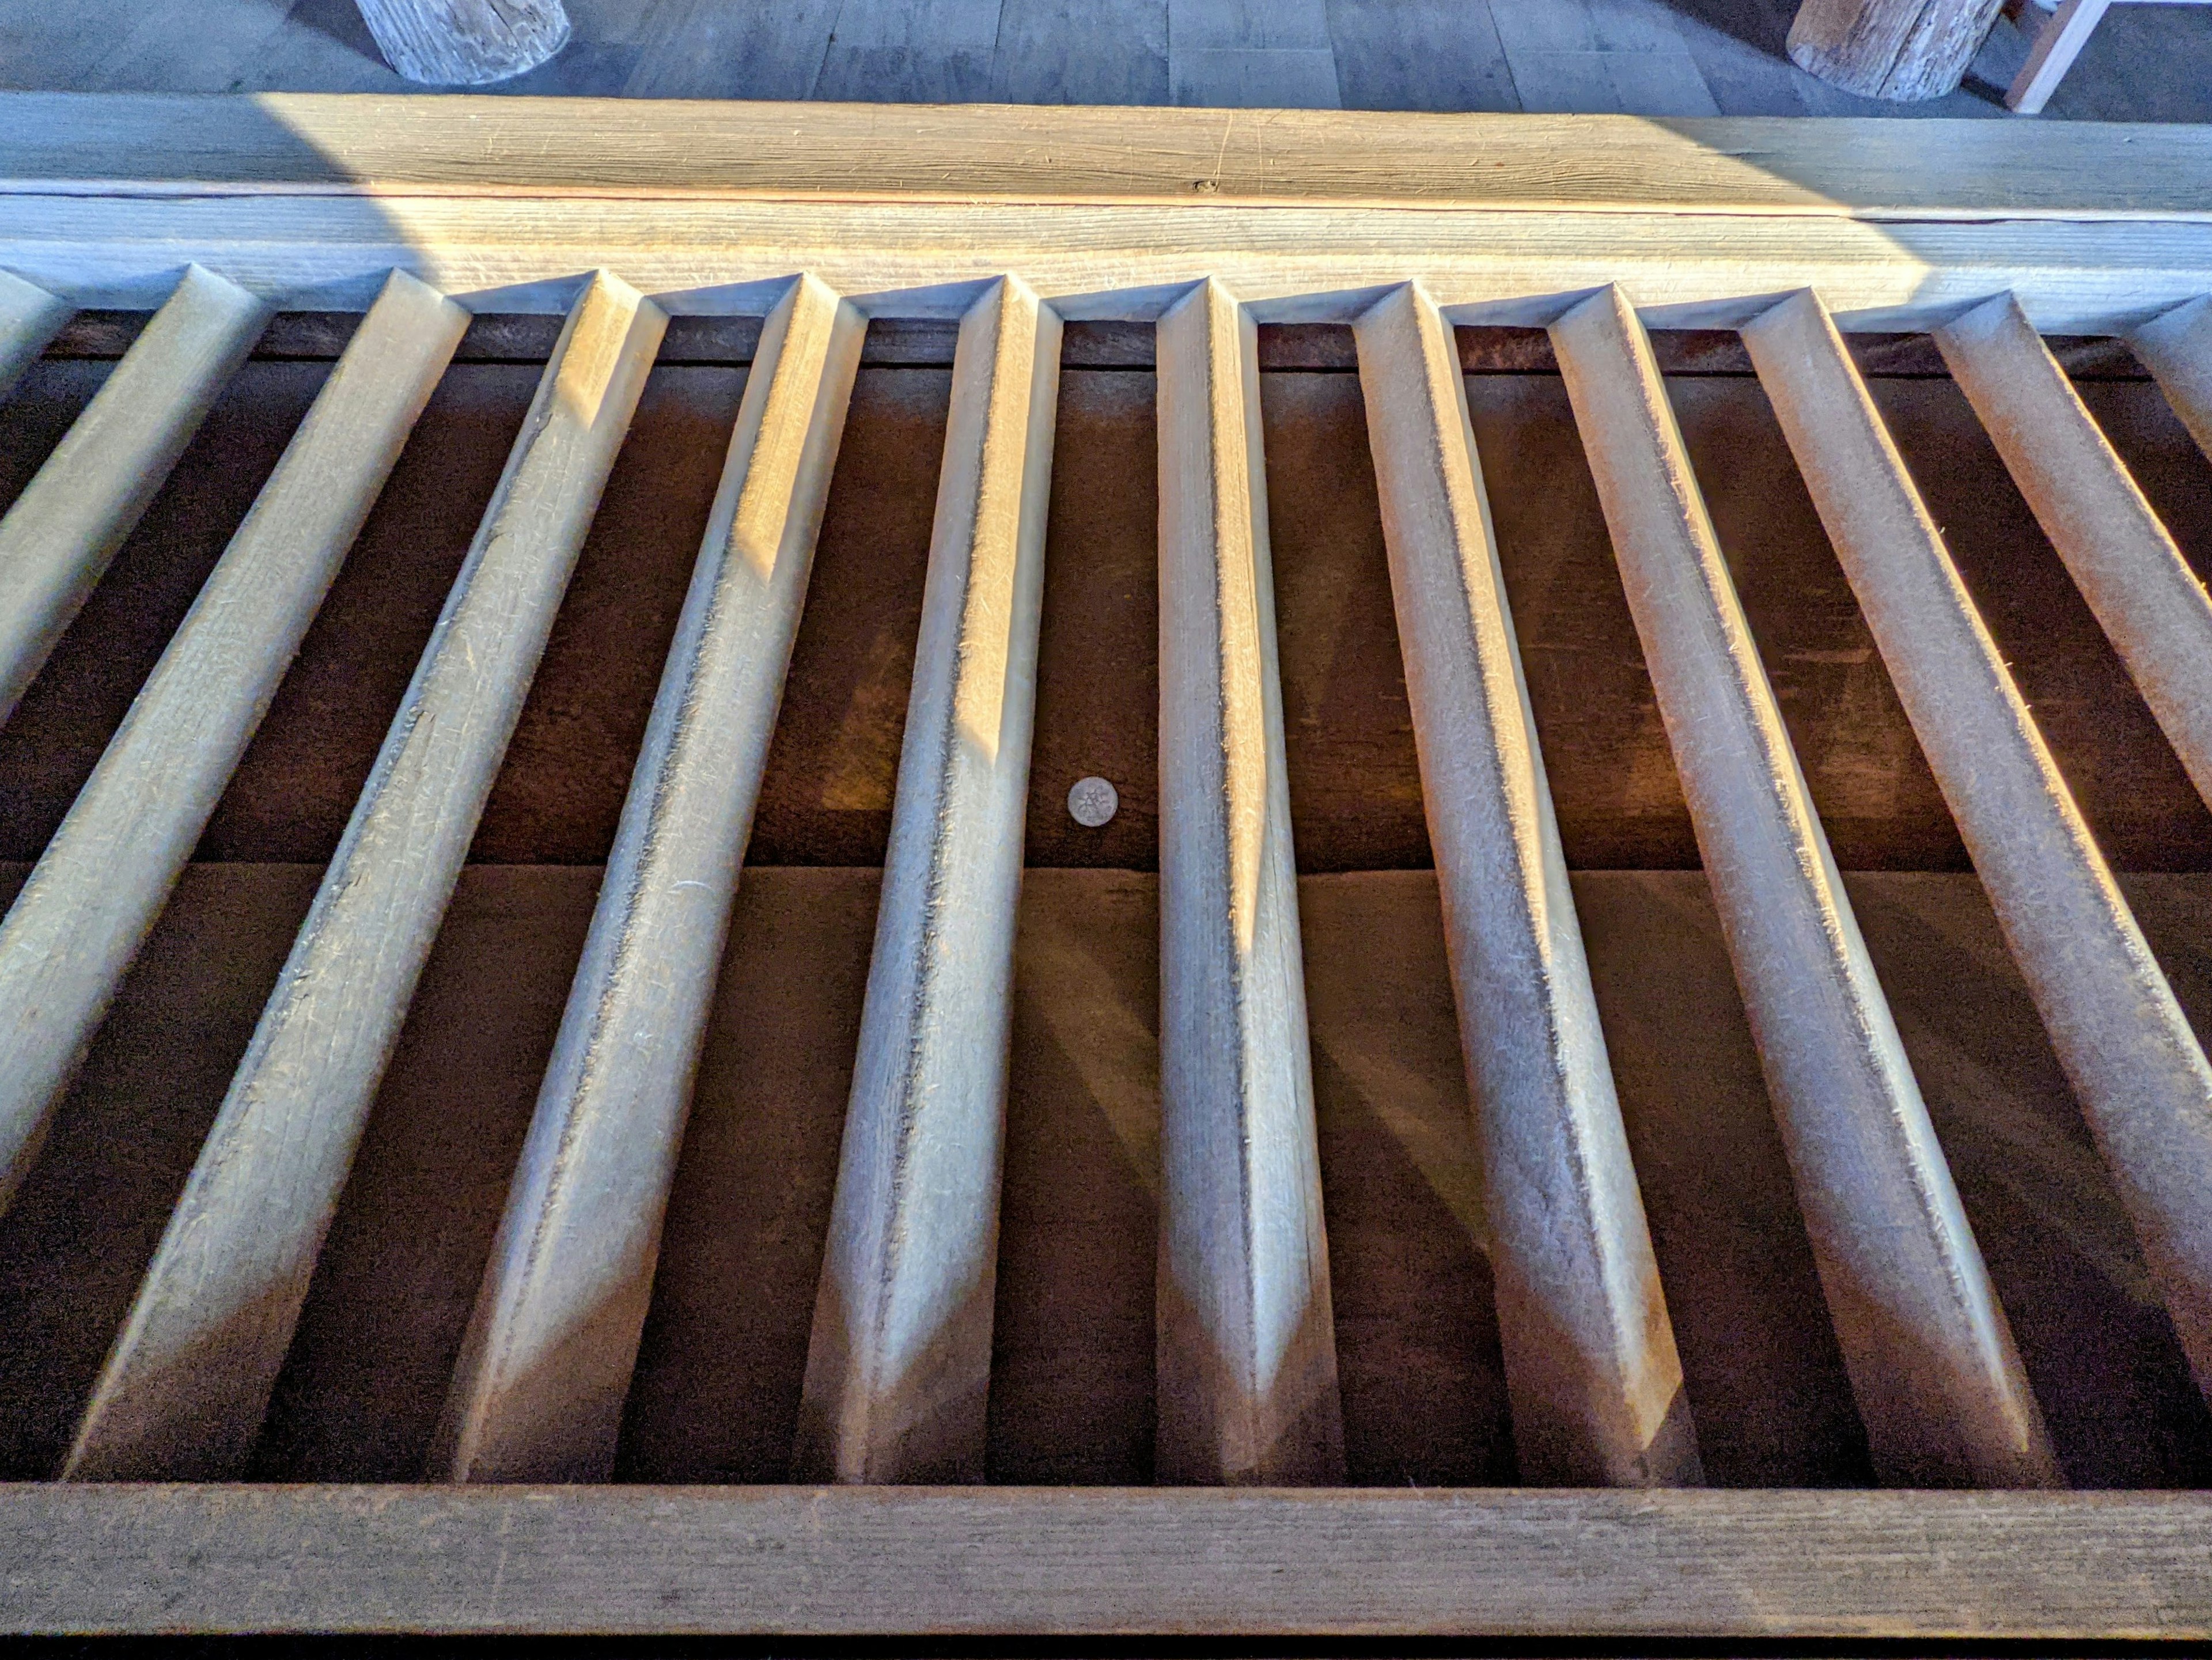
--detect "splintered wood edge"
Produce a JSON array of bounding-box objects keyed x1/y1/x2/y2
[
  {"x1": 0, "y1": 95, "x2": 2201, "y2": 221},
  {"x1": 1, "y1": 1485, "x2": 2208, "y2": 1636}
]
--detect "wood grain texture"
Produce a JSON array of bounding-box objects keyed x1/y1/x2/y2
[
  {"x1": 4, "y1": 1484, "x2": 2212, "y2": 1636},
  {"x1": 1154, "y1": 279, "x2": 1342, "y2": 1485},
  {"x1": 796, "y1": 278, "x2": 1060, "y2": 1483},
  {"x1": 0, "y1": 270, "x2": 463, "y2": 1221},
  {"x1": 0, "y1": 269, "x2": 67, "y2": 401},
  {"x1": 0, "y1": 94, "x2": 2205, "y2": 219},
  {"x1": 2130, "y1": 295, "x2": 2212, "y2": 467},
  {"x1": 1748, "y1": 287, "x2": 2212, "y2": 1418},
  {"x1": 1786, "y1": 0, "x2": 2008, "y2": 99},
  {"x1": 0, "y1": 190, "x2": 2206, "y2": 335},
  {"x1": 60, "y1": 274, "x2": 665, "y2": 1481},
  {"x1": 1350, "y1": 282, "x2": 1696, "y2": 1488},
  {"x1": 435, "y1": 276, "x2": 862, "y2": 1483},
  {"x1": 1551, "y1": 286, "x2": 2056, "y2": 1490},
  {"x1": 0, "y1": 264, "x2": 264, "y2": 723},
  {"x1": 1939, "y1": 294, "x2": 2212, "y2": 814},
  {"x1": 354, "y1": 0, "x2": 572, "y2": 86}
]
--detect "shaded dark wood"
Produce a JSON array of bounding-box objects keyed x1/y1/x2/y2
[{"x1": 5, "y1": 1483, "x2": 2212, "y2": 1635}]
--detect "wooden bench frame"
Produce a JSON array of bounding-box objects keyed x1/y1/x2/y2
[{"x1": 1, "y1": 95, "x2": 2211, "y2": 1638}]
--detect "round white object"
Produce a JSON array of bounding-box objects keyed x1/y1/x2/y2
[{"x1": 1068, "y1": 776, "x2": 1119, "y2": 828}]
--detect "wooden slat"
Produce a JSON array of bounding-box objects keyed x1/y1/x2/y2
[
  {"x1": 0, "y1": 268, "x2": 69, "y2": 399},
  {"x1": 5, "y1": 1485, "x2": 2211, "y2": 1638},
  {"x1": 0, "y1": 96, "x2": 2206, "y2": 222},
  {"x1": 1154, "y1": 277, "x2": 1343, "y2": 1485},
  {"x1": 2131, "y1": 294, "x2": 2212, "y2": 459},
  {"x1": 0, "y1": 270, "x2": 465, "y2": 1219},
  {"x1": 0, "y1": 263, "x2": 264, "y2": 724},
  {"x1": 0, "y1": 192, "x2": 2203, "y2": 333},
  {"x1": 1748, "y1": 287, "x2": 2212, "y2": 1420},
  {"x1": 1549, "y1": 286, "x2": 2058, "y2": 1490},
  {"x1": 1349, "y1": 282, "x2": 1699, "y2": 1489},
  {"x1": 435, "y1": 274, "x2": 864, "y2": 1483},
  {"x1": 1937, "y1": 295, "x2": 2212, "y2": 812},
  {"x1": 794, "y1": 276, "x2": 1061, "y2": 1483},
  {"x1": 61, "y1": 272, "x2": 666, "y2": 1482}
]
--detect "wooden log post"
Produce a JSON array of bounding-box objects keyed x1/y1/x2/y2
[
  {"x1": 354, "y1": 0, "x2": 571, "y2": 86},
  {"x1": 1786, "y1": 0, "x2": 2007, "y2": 100}
]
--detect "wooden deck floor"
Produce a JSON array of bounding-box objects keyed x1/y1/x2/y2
[{"x1": 1, "y1": 0, "x2": 2207, "y2": 119}]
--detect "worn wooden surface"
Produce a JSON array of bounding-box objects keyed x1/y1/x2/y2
[
  {"x1": 0, "y1": 271, "x2": 463, "y2": 1219},
  {"x1": 797, "y1": 278, "x2": 1059, "y2": 1483},
  {"x1": 1, "y1": 95, "x2": 2205, "y2": 217},
  {"x1": 1352, "y1": 283, "x2": 1694, "y2": 1488},
  {"x1": 1749, "y1": 288, "x2": 2212, "y2": 1418},
  {"x1": 0, "y1": 101, "x2": 2207, "y2": 332},
  {"x1": 60, "y1": 275, "x2": 665, "y2": 1480},
  {"x1": 1940, "y1": 295, "x2": 2212, "y2": 817},
  {"x1": 2134, "y1": 295, "x2": 2212, "y2": 460},
  {"x1": 0, "y1": 265, "x2": 263, "y2": 723},
  {"x1": 1787, "y1": 0, "x2": 2009, "y2": 98},
  {"x1": 4, "y1": 1483, "x2": 2212, "y2": 1635},
  {"x1": 1154, "y1": 281, "x2": 1343, "y2": 1485},
  {"x1": 1553, "y1": 287, "x2": 2056, "y2": 1488},
  {"x1": 438, "y1": 276, "x2": 862, "y2": 1483}
]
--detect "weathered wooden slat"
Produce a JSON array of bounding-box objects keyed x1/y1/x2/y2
[
  {"x1": 1937, "y1": 295, "x2": 2212, "y2": 812},
  {"x1": 1752, "y1": 289, "x2": 2212, "y2": 1415},
  {"x1": 1, "y1": 96, "x2": 2207, "y2": 223},
  {"x1": 61, "y1": 272, "x2": 666, "y2": 1482},
  {"x1": 1349, "y1": 282, "x2": 1699, "y2": 1489},
  {"x1": 5, "y1": 1484, "x2": 2211, "y2": 1638},
  {"x1": 0, "y1": 192, "x2": 2203, "y2": 335},
  {"x1": 794, "y1": 276, "x2": 1062, "y2": 1484},
  {"x1": 2131, "y1": 294, "x2": 2212, "y2": 460},
  {"x1": 0, "y1": 264, "x2": 264, "y2": 725},
  {"x1": 1550, "y1": 286, "x2": 2057, "y2": 1490},
  {"x1": 0, "y1": 268, "x2": 69, "y2": 399},
  {"x1": 0, "y1": 270, "x2": 465, "y2": 1220},
  {"x1": 1154, "y1": 278, "x2": 1343, "y2": 1486},
  {"x1": 435, "y1": 274, "x2": 863, "y2": 1484}
]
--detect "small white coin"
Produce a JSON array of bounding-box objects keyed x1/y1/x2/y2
[{"x1": 1068, "y1": 775, "x2": 1119, "y2": 828}]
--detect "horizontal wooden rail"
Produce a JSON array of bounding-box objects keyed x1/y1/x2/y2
[
  {"x1": 1551, "y1": 286, "x2": 2056, "y2": 1490},
  {"x1": 0, "y1": 96, "x2": 2205, "y2": 221},
  {"x1": 437, "y1": 274, "x2": 863, "y2": 1484},
  {"x1": 63, "y1": 272, "x2": 666, "y2": 1481},
  {"x1": 2, "y1": 1485, "x2": 2209, "y2": 1636},
  {"x1": 0, "y1": 270, "x2": 66, "y2": 399}
]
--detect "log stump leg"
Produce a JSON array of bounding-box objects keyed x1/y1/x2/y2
[
  {"x1": 1786, "y1": 0, "x2": 2007, "y2": 100},
  {"x1": 354, "y1": 0, "x2": 571, "y2": 86}
]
